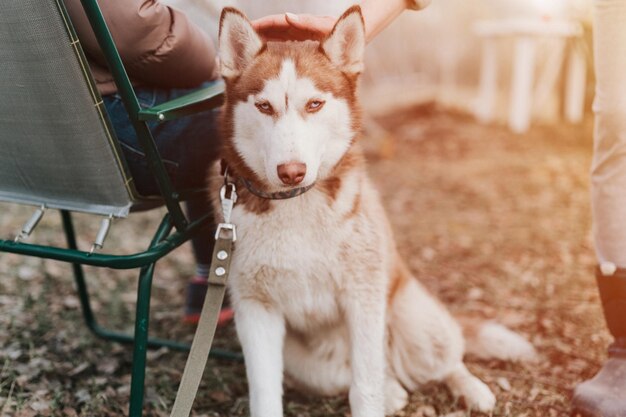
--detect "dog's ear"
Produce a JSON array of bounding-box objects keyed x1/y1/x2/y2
[
  {"x1": 321, "y1": 6, "x2": 365, "y2": 75},
  {"x1": 219, "y1": 7, "x2": 264, "y2": 79}
]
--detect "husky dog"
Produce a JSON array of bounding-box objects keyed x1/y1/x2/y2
[{"x1": 213, "y1": 6, "x2": 537, "y2": 417}]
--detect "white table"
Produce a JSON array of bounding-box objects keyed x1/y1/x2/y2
[{"x1": 474, "y1": 18, "x2": 585, "y2": 133}]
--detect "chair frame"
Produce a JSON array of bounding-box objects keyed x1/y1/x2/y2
[{"x1": 0, "y1": 1, "x2": 236, "y2": 416}]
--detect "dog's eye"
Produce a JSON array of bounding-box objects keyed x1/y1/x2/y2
[
  {"x1": 306, "y1": 99, "x2": 325, "y2": 113},
  {"x1": 255, "y1": 101, "x2": 274, "y2": 115}
]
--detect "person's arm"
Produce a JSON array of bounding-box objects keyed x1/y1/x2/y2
[
  {"x1": 252, "y1": 0, "x2": 431, "y2": 43},
  {"x1": 65, "y1": 0, "x2": 218, "y2": 88}
]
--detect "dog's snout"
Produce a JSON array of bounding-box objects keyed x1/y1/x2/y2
[{"x1": 277, "y1": 162, "x2": 306, "y2": 185}]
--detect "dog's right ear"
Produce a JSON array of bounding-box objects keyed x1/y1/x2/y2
[{"x1": 219, "y1": 7, "x2": 264, "y2": 79}]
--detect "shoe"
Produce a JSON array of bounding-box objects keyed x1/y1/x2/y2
[
  {"x1": 183, "y1": 276, "x2": 234, "y2": 326},
  {"x1": 571, "y1": 342, "x2": 626, "y2": 417},
  {"x1": 571, "y1": 266, "x2": 626, "y2": 417}
]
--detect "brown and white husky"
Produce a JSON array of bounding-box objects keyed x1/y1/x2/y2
[{"x1": 213, "y1": 6, "x2": 537, "y2": 417}]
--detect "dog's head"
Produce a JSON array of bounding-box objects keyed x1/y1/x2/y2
[{"x1": 218, "y1": 6, "x2": 365, "y2": 192}]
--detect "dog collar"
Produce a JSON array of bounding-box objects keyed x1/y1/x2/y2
[
  {"x1": 239, "y1": 177, "x2": 316, "y2": 200},
  {"x1": 220, "y1": 160, "x2": 316, "y2": 200}
]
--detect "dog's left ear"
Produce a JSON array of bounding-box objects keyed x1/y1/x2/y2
[
  {"x1": 219, "y1": 7, "x2": 264, "y2": 79},
  {"x1": 321, "y1": 6, "x2": 365, "y2": 75}
]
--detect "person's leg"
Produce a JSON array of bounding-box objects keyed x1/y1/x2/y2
[
  {"x1": 103, "y1": 86, "x2": 220, "y2": 194},
  {"x1": 103, "y1": 85, "x2": 229, "y2": 324},
  {"x1": 572, "y1": 2, "x2": 626, "y2": 416},
  {"x1": 163, "y1": 108, "x2": 224, "y2": 323}
]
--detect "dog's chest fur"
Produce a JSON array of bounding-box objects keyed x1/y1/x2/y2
[{"x1": 225, "y1": 160, "x2": 391, "y2": 334}]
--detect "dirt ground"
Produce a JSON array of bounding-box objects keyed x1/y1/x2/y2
[{"x1": 0, "y1": 106, "x2": 606, "y2": 417}]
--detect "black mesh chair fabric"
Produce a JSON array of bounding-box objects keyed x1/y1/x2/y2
[{"x1": 0, "y1": 1, "x2": 136, "y2": 217}]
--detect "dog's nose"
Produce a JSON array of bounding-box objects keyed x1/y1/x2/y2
[{"x1": 277, "y1": 162, "x2": 306, "y2": 185}]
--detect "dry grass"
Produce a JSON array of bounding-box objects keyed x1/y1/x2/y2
[{"x1": 0, "y1": 107, "x2": 605, "y2": 417}]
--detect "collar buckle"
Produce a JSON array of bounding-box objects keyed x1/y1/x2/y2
[{"x1": 217, "y1": 182, "x2": 237, "y2": 241}]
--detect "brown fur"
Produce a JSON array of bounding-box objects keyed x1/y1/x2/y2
[
  {"x1": 387, "y1": 256, "x2": 412, "y2": 304},
  {"x1": 343, "y1": 190, "x2": 362, "y2": 220},
  {"x1": 319, "y1": 148, "x2": 364, "y2": 201},
  {"x1": 237, "y1": 186, "x2": 273, "y2": 214}
]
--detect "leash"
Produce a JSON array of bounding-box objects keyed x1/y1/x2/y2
[
  {"x1": 169, "y1": 163, "x2": 316, "y2": 416},
  {"x1": 169, "y1": 180, "x2": 238, "y2": 417}
]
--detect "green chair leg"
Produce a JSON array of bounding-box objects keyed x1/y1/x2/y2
[
  {"x1": 63, "y1": 209, "x2": 156, "y2": 345},
  {"x1": 129, "y1": 262, "x2": 156, "y2": 417},
  {"x1": 61, "y1": 210, "x2": 243, "y2": 360},
  {"x1": 61, "y1": 210, "x2": 243, "y2": 416},
  {"x1": 61, "y1": 210, "x2": 98, "y2": 329},
  {"x1": 61, "y1": 210, "x2": 185, "y2": 347}
]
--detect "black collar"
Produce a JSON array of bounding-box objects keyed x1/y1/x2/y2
[
  {"x1": 239, "y1": 177, "x2": 316, "y2": 200},
  {"x1": 221, "y1": 160, "x2": 316, "y2": 200}
]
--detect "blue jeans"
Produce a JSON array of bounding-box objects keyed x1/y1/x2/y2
[{"x1": 103, "y1": 85, "x2": 221, "y2": 266}]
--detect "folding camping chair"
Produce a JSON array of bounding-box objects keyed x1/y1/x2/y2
[{"x1": 0, "y1": 1, "x2": 235, "y2": 415}]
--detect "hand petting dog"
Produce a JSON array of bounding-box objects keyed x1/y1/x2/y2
[
  {"x1": 251, "y1": 0, "x2": 424, "y2": 43},
  {"x1": 252, "y1": 12, "x2": 335, "y2": 41}
]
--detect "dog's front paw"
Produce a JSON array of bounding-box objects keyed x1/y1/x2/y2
[
  {"x1": 384, "y1": 378, "x2": 409, "y2": 415},
  {"x1": 462, "y1": 377, "x2": 496, "y2": 412},
  {"x1": 349, "y1": 384, "x2": 386, "y2": 417}
]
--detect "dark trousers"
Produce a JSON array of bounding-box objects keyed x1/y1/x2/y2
[{"x1": 103, "y1": 85, "x2": 221, "y2": 266}]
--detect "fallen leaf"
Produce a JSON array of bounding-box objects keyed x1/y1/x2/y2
[
  {"x1": 61, "y1": 408, "x2": 78, "y2": 417},
  {"x1": 75, "y1": 388, "x2": 91, "y2": 404},
  {"x1": 497, "y1": 376, "x2": 512, "y2": 391},
  {"x1": 68, "y1": 362, "x2": 90, "y2": 376},
  {"x1": 62, "y1": 296, "x2": 80, "y2": 309},
  {"x1": 410, "y1": 405, "x2": 436, "y2": 417},
  {"x1": 208, "y1": 390, "x2": 231, "y2": 403},
  {"x1": 439, "y1": 411, "x2": 465, "y2": 417},
  {"x1": 96, "y1": 358, "x2": 119, "y2": 375},
  {"x1": 30, "y1": 401, "x2": 50, "y2": 412}
]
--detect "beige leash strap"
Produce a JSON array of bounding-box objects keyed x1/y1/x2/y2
[{"x1": 170, "y1": 183, "x2": 237, "y2": 417}]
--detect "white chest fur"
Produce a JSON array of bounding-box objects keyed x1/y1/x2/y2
[
  {"x1": 230, "y1": 191, "x2": 345, "y2": 331},
  {"x1": 226, "y1": 169, "x2": 378, "y2": 333}
]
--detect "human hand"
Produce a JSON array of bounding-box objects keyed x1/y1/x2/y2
[{"x1": 251, "y1": 13, "x2": 336, "y2": 41}]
